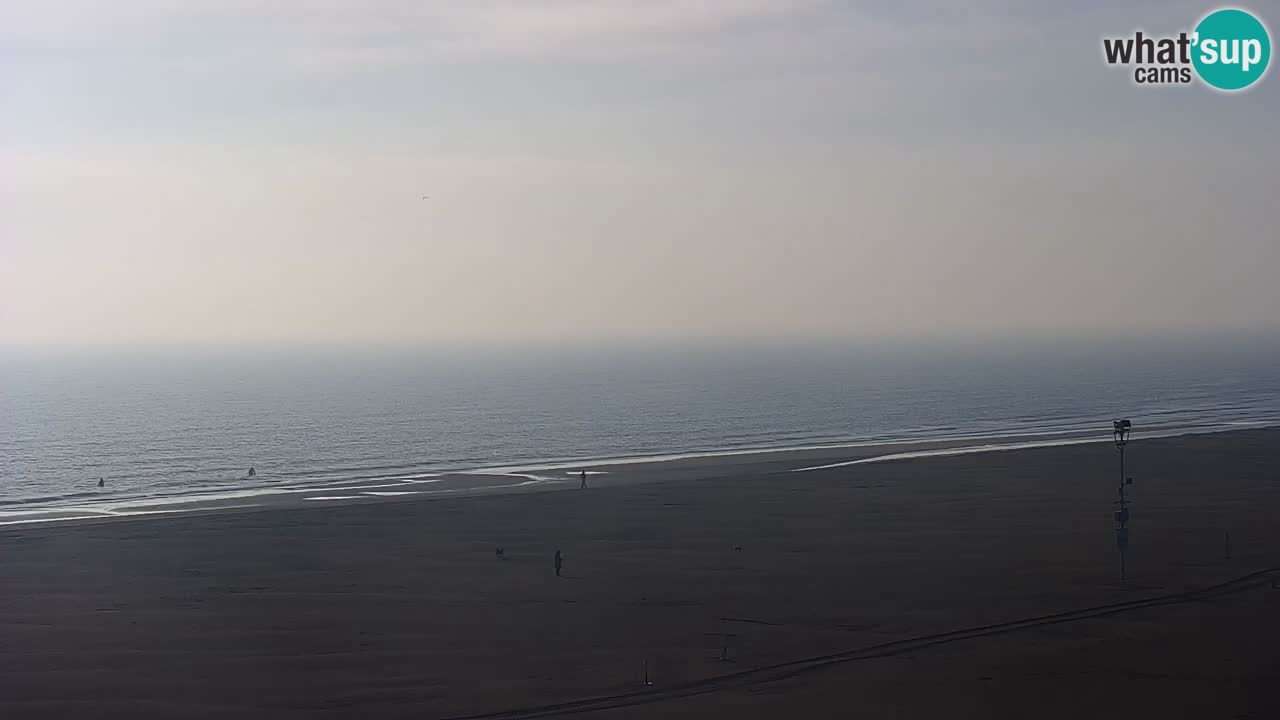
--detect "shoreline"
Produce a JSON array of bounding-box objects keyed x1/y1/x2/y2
[{"x1": 2, "y1": 422, "x2": 1277, "y2": 529}]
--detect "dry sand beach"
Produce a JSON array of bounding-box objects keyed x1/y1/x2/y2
[{"x1": 2, "y1": 428, "x2": 1278, "y2": 719}]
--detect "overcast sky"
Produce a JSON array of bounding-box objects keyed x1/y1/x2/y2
[{"x1": 2, "y1": 1, "x2": 1277, "y2": 345}]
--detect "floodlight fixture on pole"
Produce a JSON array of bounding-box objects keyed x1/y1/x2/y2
[{"x1": 1113, "y1": 418, "x2": 1131, "y2": 449}]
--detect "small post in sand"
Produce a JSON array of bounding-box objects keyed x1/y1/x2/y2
[
  {"x1": 704, "y1": 631, "x2": 738, "y2": 662},
  {"x1": 642, "y1": 659, "x2": 653, "y2": 686}
]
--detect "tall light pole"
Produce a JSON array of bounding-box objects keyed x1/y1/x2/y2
[{"x1": 1112, "y1": 419, "x2": 1133, "y2": 580}]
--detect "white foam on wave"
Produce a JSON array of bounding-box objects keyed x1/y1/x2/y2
[
  {"x1": 470, "y1": 426, "x2": 1135, "y2": 476},
  {"x1": 0, "y1": 508, "x2": 82, "y2": 518},
  {"x1": 0, "y1": 474, "x2": 532, "y2": 526},
  {"x1": 0, "y1": 502, "x2": 267, "y2": 526},
  {"x1": 0, "y1": 514, "x2": 107, "y2": 526},
  {"x1": 789, "y1": 437, "x2": 1106, "y2": 472},
  {"x1": 277, "y1": 478, "x2": 444, "y2": 493},
  {"x1": 46, "y1": 488, "x2": 279, "y2": 514},
  {"x1": 505, "y1": 473, "x2": 563, "y2": 483},
  {"x1": 276, "y1": 471, "x2": 440, "y2": 485},
  {"x1": 303, "y1": 495, "x2": 364, "y2": 501},
  {"x1": 786, "y1": 424, "x2": 1261, "y2": 473},
  {"x1": 100, "y1": 508, "x2": 198, "y2": 517},
  {"x1": 420, "y1": 477, "x2": 559, "y2": 495}
]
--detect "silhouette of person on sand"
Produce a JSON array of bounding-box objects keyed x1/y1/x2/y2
[
  {"x1": 554, "y1": 548, "x2": 563, "y2": 577},
  {"x1": 580, "y1": 470, "x2": 587, "y2": 489}
]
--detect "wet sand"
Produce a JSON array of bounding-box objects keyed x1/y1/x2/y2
[{"x1": 2, "y1": 428, "x2": 1278, "y2": 718}]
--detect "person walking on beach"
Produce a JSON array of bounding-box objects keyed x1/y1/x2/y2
[
  {"x1": 580, "y1": 470, "x2": 587, "y2": 489},
  {"x1": 554, "y1": 548, "x2": 563, "y2": 577}
]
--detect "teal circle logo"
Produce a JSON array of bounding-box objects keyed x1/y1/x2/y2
[{"x1": 1192, "y1": 8, "x2": 1271, "y2": 91}]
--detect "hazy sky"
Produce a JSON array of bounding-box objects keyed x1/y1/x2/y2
[{"x1": 2, "y1": 0, "x2": 1277, "y2": 345}]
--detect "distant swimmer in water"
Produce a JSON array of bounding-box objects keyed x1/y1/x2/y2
[
  {"x1": 248, "y1": 466, "x2": 256, "y2": 478},
  {"x1": 98, "y1": 477, "x2": 104, "y2": 488}
]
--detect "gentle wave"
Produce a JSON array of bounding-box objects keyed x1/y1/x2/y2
[{"x1": 3, "y1": 416, "x2": 1275, "y2": 527}]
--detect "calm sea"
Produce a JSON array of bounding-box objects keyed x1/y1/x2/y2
[{"x1": 3, "y1": 338, "x2": 1279, "y2": 514}]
